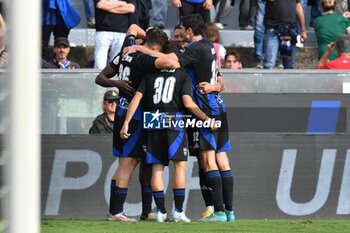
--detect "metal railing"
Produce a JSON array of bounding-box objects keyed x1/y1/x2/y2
[{"x1": 1, "y1": 69, "x2": 350, "y2": 134}]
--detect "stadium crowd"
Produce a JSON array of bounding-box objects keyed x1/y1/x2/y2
[
  {"x1": 0, "y1": 1, "x2": 349, "y2": 69},
  {"x1": 36, "y1": 0, "x2": 350, "y2": 70}
]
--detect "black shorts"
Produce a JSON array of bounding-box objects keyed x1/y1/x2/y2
[
  {"x1": 112, "y1": 101, "x2": 146, "y2": 158},
  {"x1": 188, "y1": 112, "x2": 231, "y2": 157},
  {"x1": 145, "y1": 129, "x2": 189, "y2": 166}
]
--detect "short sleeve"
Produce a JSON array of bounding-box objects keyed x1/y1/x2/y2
[{"x1": 137, "y1": 76, "x2": 147, "y2": 94}]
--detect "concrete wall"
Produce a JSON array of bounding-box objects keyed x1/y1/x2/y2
[{"x1": 37, "y1": 134, "x2": 350, "y2": 220}]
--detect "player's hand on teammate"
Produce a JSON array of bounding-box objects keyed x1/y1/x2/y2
[
  {"x1": 115, "y1": 80, "x2": 135, "y2": 96},
  {"x1": 123, "y1": 45, "x2": 141, "y2": 56},
  {"x1": 197, "y1": 82, "x2": 214, "y2": 94},
  {"x1": 120, "y1": 123, "x2": 131, "y2": 139},
  {"x1": 204, "y1": 116, "x2": 217, "y2": 131}
]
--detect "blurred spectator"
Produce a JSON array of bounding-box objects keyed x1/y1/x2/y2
[
  {"x1": 213, "y1": 0, "x2": 233, "y2": 29},
  {"x1": 41, "y1": 58, "x2": 52, "y2": 68},
  {"x1": 202, "y1": 22, "x2": 226, "y2": 69},
  {"x1": 308, "y1": 0, "x2": 322, "y2": 27},
  {"x1": 317, "y1": 34, "x2": 350, "y2": 69},
  {"x1": 223, "y1": 50, "x2": 242, "y2": 69},
  {"x1": 136, "y1": 0, "x2": 152, "y2": 30},
  {"x1": 253, "y1": 0, "x2": 265, "y2": 68},
  {"x1": 171, "y1": 24, "x2": 189, "y2": 46},
  {"x1": 313, "y1": 0, "x2": 350, "y2": 61},
  {"x1": 152, "y1": 0, "x2": 167, "y2": 28},
  {"x1": 239, "y1": 0, "x2": 257, "y2": 30},
  {"x1": 41, "y1": 0, "x2": 81, "y2": 55},
  {"x1": 308, "y1": 0, "x2": 348, "y2": 27},
  {"x1": 337, "y1": 0, "x2": 349, "y2": 14},
  {"x1": 263, "y1": 0, "x2": 307, "y2": 69},
  {"x1": 82, "y1": 0, "x2": 96, "y2": 28},
  {"x1": 295, "y1": 0, "x2": 307, "y2": 48},
  {"x1": 94, "y1": 0, "x2": 136, "y2": 69},
  {"x1": 172, "y1": 0, "x2": 212, "y2": 24},
  {"x1": 45, "y1": 37, "x2": 80, "y2": 69},
  {"x1": 89, "y1": 90, "x2": 119, "y2": 134}
]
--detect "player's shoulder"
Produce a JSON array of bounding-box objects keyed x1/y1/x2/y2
[
  {"x1": 173, "y1": 68, "x2": 190, "y2": 80},
  {"x1": 189, "y1": 38, "x2": 215, "y2": 54},
  {"x1": 199, "y1": 38, "x2": 214, "y2": 47}
]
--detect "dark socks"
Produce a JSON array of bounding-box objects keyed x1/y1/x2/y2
[
  {"x1": 173, "y1": 189, "x2": 185, "y2": 212},
  {"x1": 205, "y1": 170, "x2": 224, "y2": 212},
  {"x1": 199, "y1": 168, "x2": 214, "y2": 207},
  {"x1": 141, "y1": 186, "x2": 153, "y2": 215},
  {"x1": 153, "y1": 191, "x2": 166, "y2": 213},
  {"x1": 221, "y1": 170, "x2": 234, "y2": 211},
  {"x1": 112, "y1": 186, "x2": 128, "y2": 215},
  {"x1": 109, "y1": 179, "x2": 116, "y2": 214}
]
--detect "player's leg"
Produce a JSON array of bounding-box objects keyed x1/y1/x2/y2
[
  {"x1": 199, "y1": 150, "x2": 227, "y2": 222},
  {"x1": 215, "y1": 111, "x2": 235, "y2": 222},
  {"x1": 216, "y1": 151, "x2": 235, "y2": 222},
  {"x1": 139, "y1": 159, "x2": 155, "y2": 220},
  {"x1": 108, "y1": 157, "x2": 139, "y2": 221},
  {"x1": 198, "y1": 158, "x2": 214, "y2": 218},
  {"x1": 151, "y1": 163, "x2": 168, "y2": 222},
  {"x1": 172, "y1": 160, "x2": 191, "y2": 222},
  {"x1": 187, "y1": 128, "x2": 214, "y2": 218}
]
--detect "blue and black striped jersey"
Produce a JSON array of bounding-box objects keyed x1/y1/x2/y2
[{"x1": 175, "y1": 38, "x2": 226, "y2": 116}]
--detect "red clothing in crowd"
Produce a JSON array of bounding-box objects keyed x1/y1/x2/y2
[{"x1": 319, "y1": 57, "x2": 350, "y2": 69}]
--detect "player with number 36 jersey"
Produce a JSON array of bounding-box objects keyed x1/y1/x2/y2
[{"x1": 95, "y1": 24, "x2": 180, "y2": 222}]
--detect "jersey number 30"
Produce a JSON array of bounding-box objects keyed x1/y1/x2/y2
[{"x1": 153, "y1": 76, "x2": 176, "y2": 104}]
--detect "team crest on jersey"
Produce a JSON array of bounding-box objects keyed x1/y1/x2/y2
[
  {"x1": 123, "y1": 55, "x2": 133, "y2": 62},
  {"x1": 179, "y1": 48, "x2": 185, "y2": 53},
  {"x1": 183, "y1": 148, "x2": 189, "y2": 157}
]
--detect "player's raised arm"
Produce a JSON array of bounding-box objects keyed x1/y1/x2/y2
[
  {"x1": 127, "y1": 24, "x2": 146, "y2": 40},
  {"x1": 155, "y1": 57, "x2": 180, "y2": 69},
  {"x1": 95, "y1": 64, "x2": 135, "y2": 96},
  {"x1": 197, "y1": 74, "x2": 225, "y2": 94}
]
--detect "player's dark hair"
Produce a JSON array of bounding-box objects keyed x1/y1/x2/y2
[
  {"x1": 163, "y1": 41, "x2": 182, "y2": 54},
  {"x1": 174, "y1": 24, "x2": 182, "y2": 31},
  {"x1": 144, "y1": 27, "x2": 169, "y2": 51},
  {"x1": 180, "y1": 14, "x2": 204, "y2": 36}
]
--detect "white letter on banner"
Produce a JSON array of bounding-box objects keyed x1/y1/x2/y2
[
  {"x1": 45, "y1": 150, "x2": 102, "y2": 215},
  {"x1": 276, "y1": 149, "x2": 336, "y2": 216},
  {"x1": 337, "y1": 149, "x2": 350, "y2": 214}
]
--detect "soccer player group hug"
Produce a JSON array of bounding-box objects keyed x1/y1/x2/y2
[{"x1": 95, "y1": 14, "x2": 235, "y2": 223}]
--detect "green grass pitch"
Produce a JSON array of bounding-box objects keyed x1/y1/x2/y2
[{"x1": 41, "y1": 219, "x2": 350, "y2": 233}]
